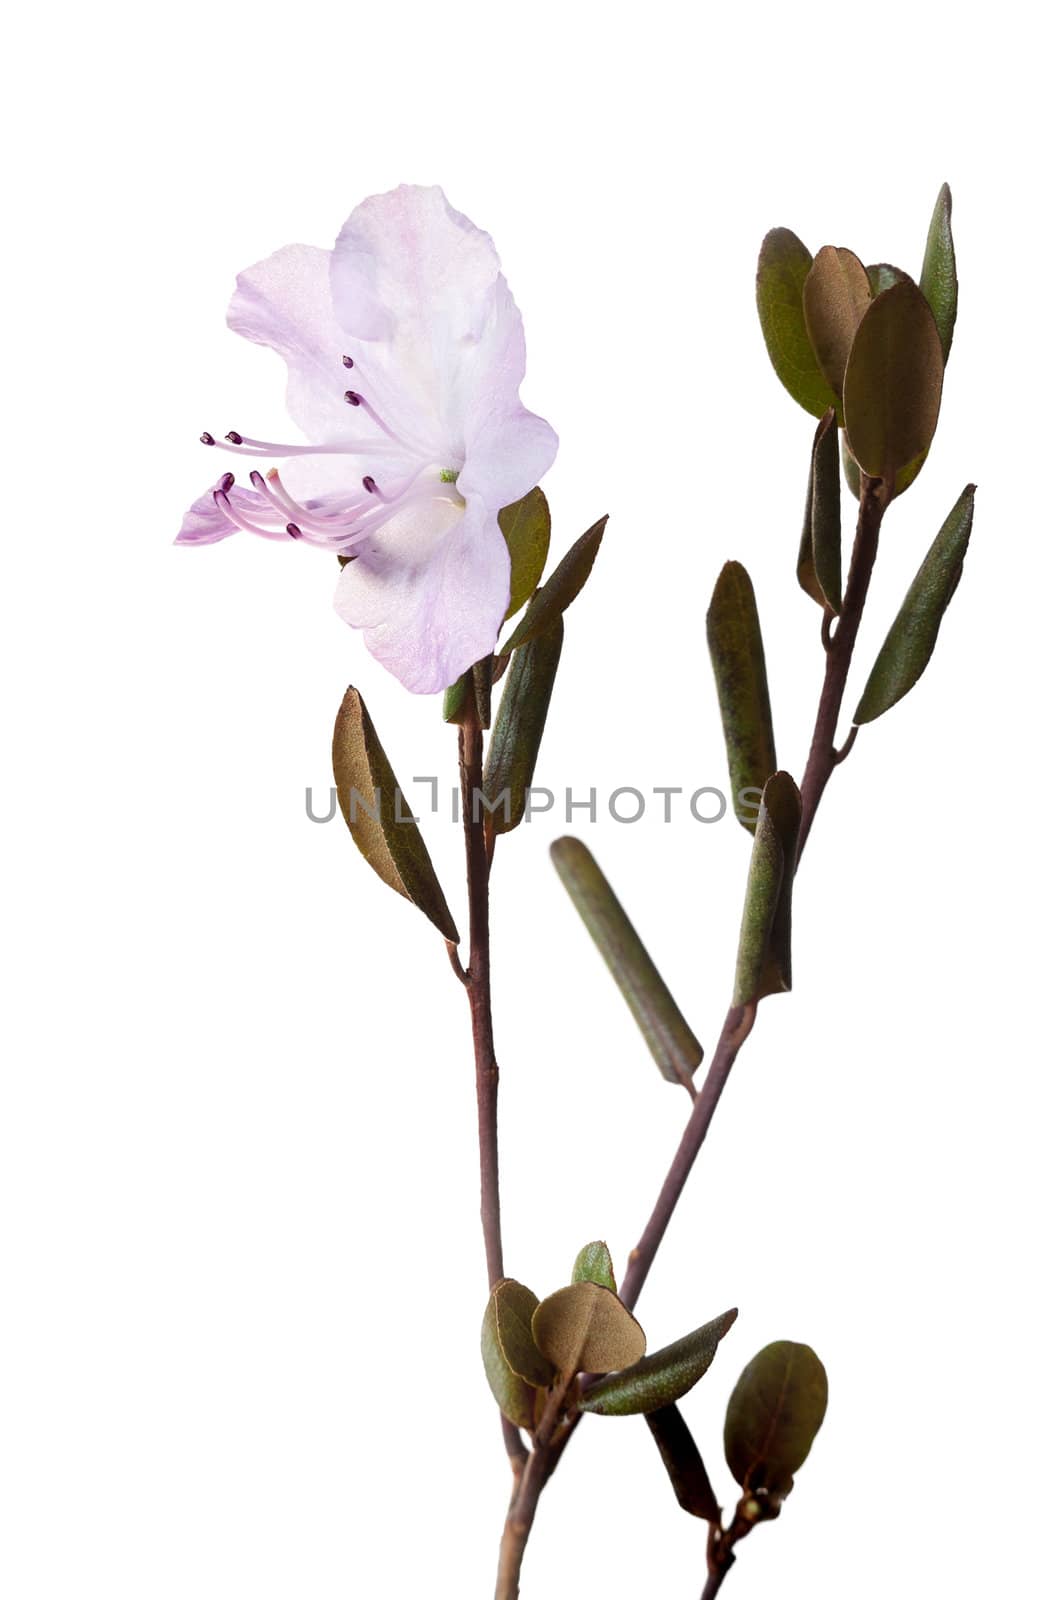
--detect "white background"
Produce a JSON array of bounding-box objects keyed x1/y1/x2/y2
[{"x1": 4, "y1": 4, "x2": 1060, "y2": 1597}]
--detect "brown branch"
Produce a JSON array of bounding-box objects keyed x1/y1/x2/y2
[{"x1": 492, "y1": 472, "x2": 888, "y2": 1598}]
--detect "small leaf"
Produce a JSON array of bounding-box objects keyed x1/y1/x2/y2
[
  {"x1": 843, "y1": 280, "x2": 944, "y2": 482},
  {"x1": 920, "y1": 183, "x2": 958, "y2": 362},
  {"x1": 644, "y1": 1404, "x2": 721, "y2": 1522},
  {"x1": 581, "y1": 1308, "x2": 738, "y2": 1416},
  {"x1": 732, "y1": 772, "x2": 801, "y2": 1006},
  {"x1": 498, "y1": 516, "x2": 607, "y2": 657},
  {"x1": 483, "y1": 616, "x2": 563, "y2": 835},
  {"x1": 489, "y1": 1279, "x2": 555, "y2": 1388},
  {"x1": 801, "y1": 246, "x2": 873, "y2": 406},
  {"x1": 755, "y1": 229, "x2": 838, "y2": 418},
  {"x1": 854, "y1": 485, "x2": 976, "y2": 725},
  {"x1": 550, "y1": 837, "x2": 703, "y2": 1088},
  {"x1": 531, "y1": 1282, "x2": 646, "y2": 1379},
  {"x1": 572, "y1": 1241, "x2": 617, "y2": 1292},
  {"x1": 866, "y1": 262, "x2": 911, "y2": 296},
  {"x1": 332, "y1": 689, "x2": 459, "y2": 943},
  {"x1": 707, "y1": 562, "x2": 777, "y2": 834},
  {"x1": 797, "y1": 410, "x2": 842, "y2": 616},
  {"x1": 724, "y1": 1341, "x2": 829, "y2": 1496},
  {"x1": 442, "y1": 656, "x2": 493, "y2": 728},
  {"x1": 499, "y1": 487, "x2": 552, "y2": 620},
  {"x1": 481, "y1": 1286, "x2": 538, "y2": 1429}
]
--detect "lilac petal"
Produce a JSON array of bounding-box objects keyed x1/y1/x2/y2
[
  {"x1": 227, "y1": 243, "x2": 372, "y2": 444},
  {"x1": 333, "y1": 494, "x2": 511, "y2": 694},
  {"x1": 458, "y1": 408, "x2": 559, "y2": 510}
]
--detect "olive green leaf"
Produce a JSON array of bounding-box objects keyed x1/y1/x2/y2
[
  {"x1": 487, "y1": 1278, "x2": 555, "y2": 1388},
  {"x1": 572, "y1": 1241, "x2": 617, "y2": 1292},
  {"x1": 797, "y1": 409, "x2": 842, "y2": 616},
  {"x1": 498, "y1": 516, "x2": 607, "y2": 657},
  {"x1": 644, "y1": 1404, "x2": 721, "y2": 1522},
  {"x1": 920, "y1": 183, "x2": 958, "y2": 362},
  {"x1": 332, "y1": 688, "x2": 459, "y2": 943},
  {"x1": 732, "y1": 772, "x2": 801, "y2": 1006},
  {"x1": 483, "y1": 617, "x2": 563, "y2": 835},
  {"x1": 801, "y1": 246, "x2": 873, "y2": 406},
  {"x1": 442, "y1": 656, "x2": 493, "y2": 728},
  {"x1": 843, "y1": 280, "x2": 944, "y2": 482},
  {"x1": 724, "y1": 1341, "x2": 829, "y2": 1497},
  {"x1": 550, "y1": 837, "x2": 703, "y2": 1089},
  {"x1": 854, "y1": 485, "x2": 976, "y2": 725},
  {"x1": 866, "y1": 262, "x2": 911, "y2": 296},
  {"x1": 581, "y1": 1308, "x2": 738, "y2": 1416},
  {"x1": 531, "y1": 1282, "x2": 646, "y2": 1378},
  {"x1": 482, "y1": 1283, "x2": 541, "y2": 1429},
  {"x1": 707, "y1": 562, "x2": 777, "y2": 834},
  {"x1": 500, "y1": 487, "x2": 551, "y2": 620},
  {"x1": 755, "y1": 229, "x2": 838, "y2": 417},
  {"x1": 842, "y1": 433, "x2": 928, "y2": 503}
]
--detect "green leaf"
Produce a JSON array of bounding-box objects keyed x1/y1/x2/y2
[
  {"x1": 843, "y1": 280, "x2": 944, "y2": 482},
  {"x1": 550, "y1": 837, "x2": 703, "y2": 1088},
  {"x1": 707, "y1": 562, "x2": 777, "y2": 835},
  {"x1": 581, "y1": 1308, "x2": 738, "y2": 1416},
  {"x1": 801, "y1": 246, "x2": 872, "y2": 407},
  {"x1": 644, "y1": 1404, "x2": 721, "y2": 1522},
  {"x1": 572, "y1": 1241, "x2": 617, "y2": 1292},
  {"x1": 920, "y1": 183, "x2": 958, "y2": 362},
  {"x1": 483, "y1": 616, "x2": 563, "y2": 835},
  {"x1": 755, "y1": 229, "x2": 838, "y2": 418},
  {"x1": 866, "y1": 262, "x2": 911, "y2": 296},
  {"x1": 797, "y1": 410, "x2": 842, "y2": 616},
  {"x1": 531, "y1": 1282, "x2": 646, "y2": 1379},
  {"x1": 442, "y1": 656, "x2": 493, "y2": 728},
  {"x1": 724, "y1": 1341, "x2": 829, "y2": 1497},
  {"x1": 488, "y1": 1278, "x2": 555, "y2": 1388},
  {"x1": 499, "y1": 487, "x2": 552, "y2": 620},
  {"x1": 332, "y1": 688, "x2": 459, "y2": 943},
  {"x1": 854, "y1": 485, "x2": 976, "y2": 725},
  {"x1": 842, "y1": 433, "x2": 927, "y2": 502},
  {"x1": 481, "y1": 1283, "x2": 539, "y2": 1429},
  {"x1": 732, "y1": 772, "x2": 801, "y2": 1006},
  {"x1": 498, "y1": 516, "x2": 607, "y2": 657}
]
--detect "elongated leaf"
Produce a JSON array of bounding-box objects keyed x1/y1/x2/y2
[
  {"x1": 843, "y1": 280, "x2": 944, "y2": 481},
  {"x1": 644, "y1": 1404, "x2": 720, "y2": 1522},
  {"x1": 572, "y1": 1241, "x2": 617, "y2": 1292},
  {"x1": 333, "y1": 688, "x2": 459, "y2": 943},
  {"x1": 920, "y1": 183, "x2": 958, "y2": 362},
  {"x1": 487, "y1": 1279, "x2": 555, "y2": 1388},
  {"x1": 755, "y1": 229, "x2": 838, "y2": 417},
  {"x1": 500, "y1": 488, "x2": 551, "y2": 620},
  {"x1": 550, "y1": 837, "x2": 703, "y2": 1087},
  {"x1": 531, "y1": 1282, "x2": 646, "y2": 1378},
  {"x1": 866, "y1": 262, "x2": 911, "y2": 296},
  {"x1": 581, "y1": 1308, "x2": 738, "y2": 1416},
  {"x1": 481, "y1": 1287, "x2": 538, "y2": 1429},
  {"x1": 801, "y1": 246, "x2": 872, "y2": 406},
  {"x1": 483, "y1": 617, "x2": 563, "y2": 835},
  {"x1": 797, "y1": 410, "x2": 842, "y2": 615},
  {"x1": 855, "y1": 485, "x2": 976, "y2": 725},
  {"x1": 707, "y1": 563, "x2": 777, "y2": 834},
  {"x1": 732, "y1": 772, "x2": 801, "y2": 1005},
  {"x1": 724, "y1": 1341, "x2": 829, "y2": 1496},
  {"x1": 498, "y1": 516, "x2": 607, "y2": 656}
]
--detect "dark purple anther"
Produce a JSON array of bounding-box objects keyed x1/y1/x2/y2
[
  {"x1": 344, "y1": 390, "x2": 362, "y2": 406},
  {"x1": 220, "y1": 473, "x2": 235, "y2": 493},
  {"x1": 341, "y1": 354, "x2": 354, "y2": 368},
  {"x1": 225, "y1": 431, "x2": 244, "y2": 445},
  {"x1": 362, "y1": 475, "x2": 377, "y2": 494},
  {"x1": 286, "y1": 523, "x2": 302, "y2": 539},
  {"x1": 200, "y1": 432, "x2": 216, "y2": 446}
]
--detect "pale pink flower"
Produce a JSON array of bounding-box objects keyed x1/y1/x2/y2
[{"x1": 178, "y1": 185, "x2": 557, "y2": 693}]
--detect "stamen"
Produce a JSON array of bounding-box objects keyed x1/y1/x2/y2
[
  {"x1": 342, "y1": 355, "x2": 354, "y2": 368},
  {"x1": 343, "y1": 390, "x2": 436, "y2": 458},
  {"x1": 286, "y1": 523, "x2": 302, "y2": 539},
  {"x1": 212, "y1": 488, "x2": 289, "y2": 541},
  {"x1": 201, "y1": 432, "x2": 216, "y2": 446},
  {"x1": 199, "y1": 432, "x2": 391, "y2": 460},
  {"x1": 226, "y1": 431, "x2": 244, "y2": 445}
]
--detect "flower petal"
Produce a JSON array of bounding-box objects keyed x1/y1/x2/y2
[
  {"x1": 333, "y1": 493, "x2": 511, "y2": 694},
  {"x1": 176, "y1": 477, "x2": 288, "y2": 545},
  {"x1": 227, "y1": 243, "x2": 371, "y2": 443},
  {"x1": 458, "y1": 407, "x2": 559, "y2": 509}
]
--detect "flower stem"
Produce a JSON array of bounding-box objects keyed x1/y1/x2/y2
[{"x1": 492, "y1": 473, "x2": 886, "y2": 1597}]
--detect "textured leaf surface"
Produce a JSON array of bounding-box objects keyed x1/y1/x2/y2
[
  {"x1": 843, "y1": 280, "x2": 944, "y2": 481},
  {"x1": 531, "y1": 1282, "x2": 646, "y2": 1378},
  {"x1": 581, "y1": 1309, "x2": 738, "y2": 1415},
  {"x1": 755, "y1": 229, "x2": 838, "y2": 417},
  {"x1": 797, "y1": 409, "x2": 842, "y2": 615},
  {"x1": 499, "y1": 488, "x2": 551, "y2": 620},
  {"x1": 724, "y1": 1341, "x2": 828, "y2": 1495},
  {"x1": 732, "y1": 772, "x2": 801, "y2": 1005},
  {"x1": 801, "y1": 246, "x2": 872, "y2": 405},
  {"x1": 483, "y1": 617, "x2": 563, "y2": 834},
  {"x1": 572, "y1": 1241, "x2": 617, "y2": 1292},
  {"x1": 498, "y1": 516, "x2": 607, "y2": 656},
  {"x1": 708, "y1": 563, "x2": 777, "y2": 834},
  {"x1": 481, "y1": 1284, "x2": 539, "y2": 1429},
  {"x1": 920, "y1": 183, "x2": 958, "y2": 362}
]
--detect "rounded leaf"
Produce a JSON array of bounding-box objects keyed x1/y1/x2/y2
[
  {"x1": 481, "y1": 1291, "x2": 537, "y2": 1430},
  {"x1": 531, "y1": 1282, "x2": 646, "y2": 1377},
  {"x1": 489, "y1": 1278, "x2": 555, "y2": 1388},
  {"x1": 572, "y1": 1241, "x2": 617, "y2": 1292},
  {"x1": 801, "y1": 246, "x2": 873, "y2": 405},
  {"x1": 843, "y1": 280, "x2": 944, "y2": 481},
  {"x1": 724, "y1": 1341, "x2": 828, "y2": 1495},
  {"x1": 755, "y1": 229, "x2": 838, "y2": 417}
]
